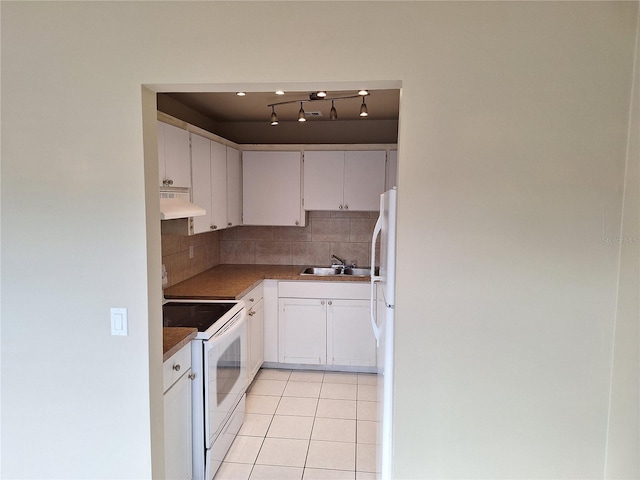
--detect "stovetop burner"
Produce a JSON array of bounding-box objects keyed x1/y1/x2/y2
[{"x1": 163, "y1": 302, "x2": 237, "y2": 332}]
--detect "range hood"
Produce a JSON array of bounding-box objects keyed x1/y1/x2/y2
[{"x1": 159, "y1": 188, "x2": 206, "y2": 220}]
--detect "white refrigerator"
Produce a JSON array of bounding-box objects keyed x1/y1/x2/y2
[{"x1": 370, "y1": 187, "x2": 397, "y2": 480}]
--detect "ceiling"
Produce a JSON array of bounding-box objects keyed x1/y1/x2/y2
[{"x1": 157, "y1": 89, "x2": 400, "y2": 145}]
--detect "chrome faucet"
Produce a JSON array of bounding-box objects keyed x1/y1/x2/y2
[{"x1": 331, "y1": 254, "x2": 346, "y2": 268}]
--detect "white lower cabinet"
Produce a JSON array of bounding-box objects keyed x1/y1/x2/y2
[
  {"x1": 277, "y1": 282, "x2": 376, "y2": 369},
  {"x1": 327, "y1": 299, "x2": 376, "y2": 367},
  {"x1": 262, "y1": 280, "x2": 279, "y2": 363},
  {"x1": 278, "y1": 298, "x2": 327, "y2": 365},
  {"x1": 243, "y1": 283, "x2": 264, "y2": 386},
  {"x1": 163, "y1": 343, "x2": 193, "y2": 480}
]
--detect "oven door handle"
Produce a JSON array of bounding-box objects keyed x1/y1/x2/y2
[{"x1": 207, "y1": 309, "x2": 247, "y2": 348}]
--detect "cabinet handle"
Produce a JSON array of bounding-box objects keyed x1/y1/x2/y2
[
  {"x1": 339, "y1": 205, "x2": 343, "y2": 210},
  {"x1": 295, "y1": 220, "x2": 300, "y2": 226},
  {"x1": 188, "y1": 373, "x2": 196, "y2": 380},
  {"x1": 320, "y1": 300, "x2": 325, "y2": 305},
  {"x1": 328, "y1": 300, "x2": 332, "y2": 305},
  {"x1": 228, "y1": 222, "x2": 232, "y2": 226},
  {"x1": 248, "y1": 310, "x2": 256, "y2": 316},
  {"x1": 211, "y1": 225, "x2": 218, "y2": 230},
  {"x1": 173, "y1": 364, "x2": 181, "y2": 372},
  {"x1": 344, "y1": 205, "x2": 349, "y2": 210}
]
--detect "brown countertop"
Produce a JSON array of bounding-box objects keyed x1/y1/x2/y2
[
  {"x1": 163, "y1": 264, "x2": 368, "y2": 300},
  {"x1": 163, "y1": 327, "x2": 197, "y2": 361}
]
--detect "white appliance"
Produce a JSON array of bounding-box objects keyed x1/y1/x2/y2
[
  {"x1": 163, "y1": 300, "x2": 247, "y2": 480},
  {"x1": 160, "y1": 187, "x2": 207, "y2": 220},
  {"x1": 370, "y1": 187, "x2": 397, "y2": 480}
]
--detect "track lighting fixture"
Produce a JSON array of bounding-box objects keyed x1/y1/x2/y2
[
  {"x1": 267, "y1": 90, "x2": 371, "y2": 125},
  {"x1": 359, "y1": 97, "x2": 368, "y2": 117},
  {"x1": 330, "y1": 100, "x2": 338, "y2": 120}
]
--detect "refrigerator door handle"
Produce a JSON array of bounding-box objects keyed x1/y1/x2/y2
[{"x1": 370, "y1": 214, "x2": 383, "y2": 345}]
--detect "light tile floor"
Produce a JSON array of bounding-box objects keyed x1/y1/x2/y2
[{"x1": 213, "y1": 368, "x2": 380, "y2": 480}]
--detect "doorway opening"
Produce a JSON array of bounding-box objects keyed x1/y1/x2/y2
[{"x1": 143, "y1": 81, "x2": 402, "y2": 480}]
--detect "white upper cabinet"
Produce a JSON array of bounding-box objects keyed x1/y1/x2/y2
[
  {"x1": 242, "y1": 151, "x2": 305, "y2": 227},
  {"x1": 303, "y1": 151, "x2": 344, "y2": 211},
  {"x1": 303, "y1": 150, "x2": 386, "y2": 211},
  {"x1": 209, "y1": 141, "x2": 228, "y2": 231},
  {"x1": 158, "y1": 121, "x2": 191, "y2": 188},
  {"x1": 191, "y1": 133, "x2": 242, "y2": 234},
  {"x1": 226, "y1": 147, "x2": 242, "y2": 228},
  {"x1": 344, "y1": 150, "x2": 386, "y2": 210},
  {"x1": 191, "y1": 133, "x2": 212, "y2": 234}
]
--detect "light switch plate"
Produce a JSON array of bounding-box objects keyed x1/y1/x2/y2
[{"x1": 110, "y1": 307, "x2": 128, "y2": 336}]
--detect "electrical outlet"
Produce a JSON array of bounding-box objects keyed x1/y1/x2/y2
[
  {"x1": 189, "y1": 246, "x2": 194, "y2": 259},
  {"x1": 162, "y1": 264, "x2": 168, "y2": 287}
]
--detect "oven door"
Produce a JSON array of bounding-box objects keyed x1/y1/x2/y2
[{"x1": 203, "y1": 309, "x2": 247, "y2": 446}]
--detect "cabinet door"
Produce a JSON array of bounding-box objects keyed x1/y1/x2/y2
[
  {"x1": 247, "y1": 297, "x2": 264, "y2": 385},
  {"x1": 226, "y1": 147, "x2": 242, "y2": 228},
  {"x1": 210, "y1": 141, "x2": 228, "y2": 231},
  {"x1": 164, "y1": 371, "x2": 193, "y2": 480},
  {"x1": 243, "y1": 151, "x2": 304, "y2": 226},
  {"x1": 343, "y1": 151, "x2": 386, "y2": 211},
  {"x1": 303, "y1": 151, "x2": 344, "y2": 210},
  {"x1": 162, "y1": 122, "x2": 191, "y2": 188},
  {"x1": 327, "y1": 299, "x2": 376, "y2": 367},
  {"x1": 278, "y1": 298, "x2": 326, "y2": 364},
  {"x1": 262, "y1": 280, "x2": 279, "y2": 363},
  {"x1": 158, "y1": 121, "x2": 166, "y2": 187},
  {"x1": 191, "y1": 134, "x2": 212, "y2": 234}
]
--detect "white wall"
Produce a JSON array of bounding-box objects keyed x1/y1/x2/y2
[
  {"x1": 604, "y1": 8, "x2": 640, "y2": 479},
  {"x1": 1, "y1": 2, "x2": 637, "y2": 479}
]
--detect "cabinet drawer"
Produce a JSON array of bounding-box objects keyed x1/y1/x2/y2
[
  {"x1": 163, "y1": 343, "x2": 191, "y2": 393},
  {"x1": 278, "y1": 281, "x2": 369, "y2": 300},
  {"x1": 242, "y1": 282, "x2": 264, "y2": 311}
]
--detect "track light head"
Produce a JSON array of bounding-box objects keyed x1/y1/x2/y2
[
  {"x1": 330, "y1": 100, "x2": 338, "y2": 120},
  {"x1": 298, "y1": 102, "x2": 306, "y2": 122},
  {"x1": 270, "y1": 106, "x2": 278, "y2": 126},
  {"x1": 359, "y1": 97, "x2": 368, "y2": 117}
]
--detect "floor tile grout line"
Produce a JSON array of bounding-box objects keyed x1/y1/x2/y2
[{"x1": 217, "y1": 369, "x2": 367, "y2": 479}]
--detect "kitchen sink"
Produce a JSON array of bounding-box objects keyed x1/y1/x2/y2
[
  {"x1": 299, "y1": 266, "x2": 378, "y2": 277},
  {"x1": 300, "y1": 267, "x2": 343, "y2": 275},
  {"x1": 343, "y1": 267, "x2": 378, "y2": 276}
]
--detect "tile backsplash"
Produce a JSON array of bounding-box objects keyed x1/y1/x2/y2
[
  {"x1": 220, "y1": 211, "x2": 378, "y2": 267},
  {"x1": 161, "y1": 210, "x2": 379, "y2": 288},
  {"x1": 162, "y1": 230, "x2": 221, "y2": 288}
]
